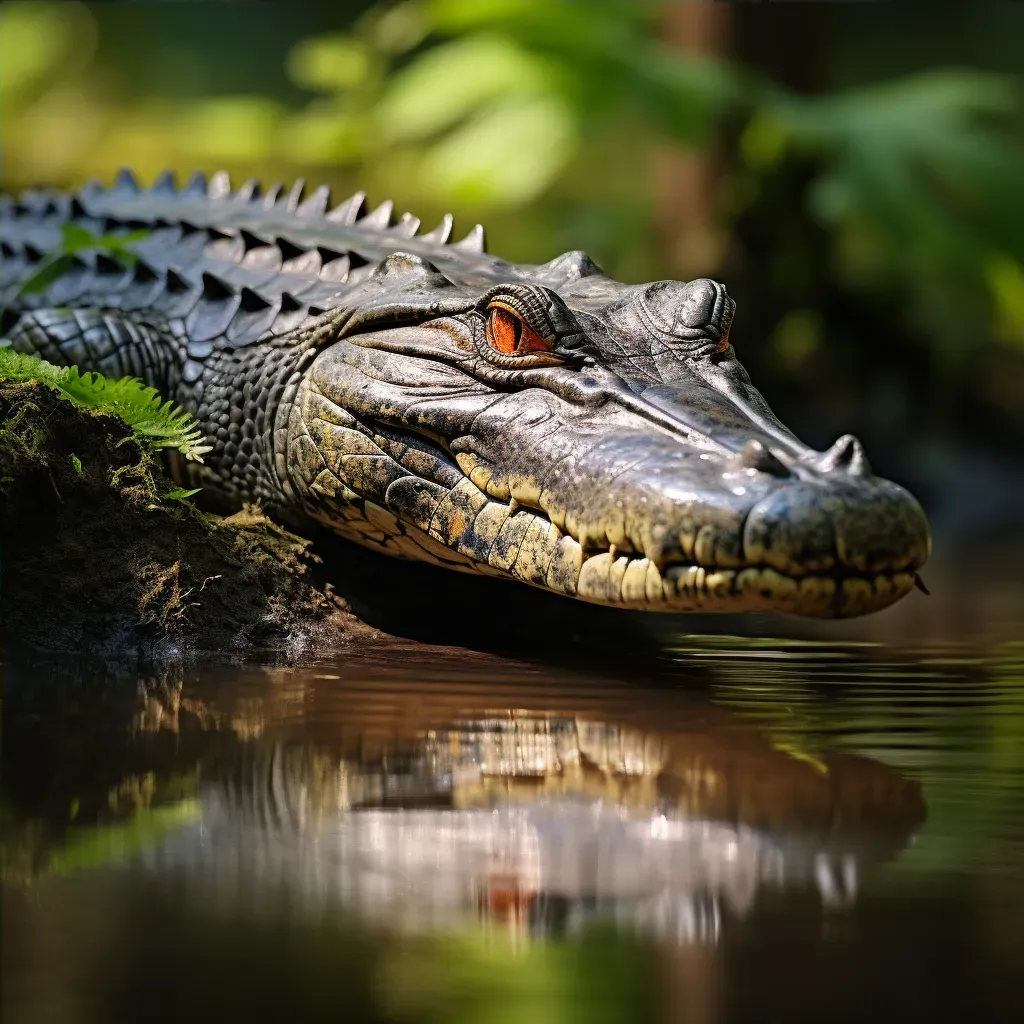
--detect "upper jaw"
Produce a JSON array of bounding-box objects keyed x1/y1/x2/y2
[
  {"x1": 531, "y1": 461, "x2": 930, "y2": 617},
  {"x1": 306, "y1": 307, "x2": 930, "y2": 618}
]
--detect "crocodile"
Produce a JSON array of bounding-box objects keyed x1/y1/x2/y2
[{"x1": 0, "y1": 169, "x2": 930, "y2": 617}]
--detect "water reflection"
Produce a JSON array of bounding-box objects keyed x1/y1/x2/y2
[
  {"x1": 5, "y1": 642, "x2": 1024, "y2": 1024},
  {"x1": 6, "y1": 653, "x2": 924, "y2": 948}
]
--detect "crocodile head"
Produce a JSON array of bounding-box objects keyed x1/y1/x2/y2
[{"x1": 291, "y1": 249, "x2": 930, "y2": 617}]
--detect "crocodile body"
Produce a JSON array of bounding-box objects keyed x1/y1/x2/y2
[{"x1": 0, "y1": 170, "x2": 930, "y2": 617}]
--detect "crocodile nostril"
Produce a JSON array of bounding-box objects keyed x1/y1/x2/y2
[
  {"x1": 734, "y1": 439, "x2": 789, "y2": 477},
  {"x1": 816, "y1": 434, "x2": 872, "y2": 477}
]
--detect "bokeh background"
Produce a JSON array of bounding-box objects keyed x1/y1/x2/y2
[
  {"x1": 4, "y1": 10, "x2": 1024, "y2": 1023},
  {"x1": 3, "y1": 0, "x2": 1024, "y2": 635}
]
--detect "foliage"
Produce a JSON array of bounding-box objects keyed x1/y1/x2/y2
[
  {"x1": 14, "y1": 222, "x2": 149, "y2": 297},
  {"x1": 44, "y1": 800, "x2": 200, "y2": 877},
  {"x1": 0, "y1": 348, "x2": 212, "y2": 462},
  {"x1": 744, "y1": 70, "x2": 1024, "y2": 357},
  {"x1": 1, "y1": 0, "x2": 1023, "y2": 412}
]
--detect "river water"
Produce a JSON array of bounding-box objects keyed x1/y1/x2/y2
[{"x1": 3, "y1": 622, "x2": 1023, "y2": 1024}]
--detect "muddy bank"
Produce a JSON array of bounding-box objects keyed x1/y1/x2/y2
[{"x1": 0, "y1": 379, "x2": 376, "y2": 655}]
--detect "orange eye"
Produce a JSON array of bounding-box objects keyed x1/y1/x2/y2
[{"x1": 485, "y1": 303, "x2": 553, "y2": 355}]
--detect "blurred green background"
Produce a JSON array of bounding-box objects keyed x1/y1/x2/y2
[{"x1": 3, "y1": 0, "x2": 1024, "y2": 536}]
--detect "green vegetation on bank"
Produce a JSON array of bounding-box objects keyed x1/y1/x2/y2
[
  {"x1": 0, "y1": 357, "x2": 367, "y2": 653},
  {"x1": 0, "y1": 347, "x2": 211, "y2": 462}
]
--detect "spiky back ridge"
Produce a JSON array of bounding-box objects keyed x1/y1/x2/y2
[
  {"x1": 0, "y1": 168, "x2": 505, "y2": 350},
  {"x1": 0, "y1": 169, "x2": 610, "y2": 514}
]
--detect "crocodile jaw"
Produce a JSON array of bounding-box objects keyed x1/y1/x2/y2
[{"x1": 288, "y1": 340, "x2": 930, "y2": 618}]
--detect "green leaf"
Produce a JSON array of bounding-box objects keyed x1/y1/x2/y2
[
  {"x1": 16, "y1": 252, "x2": 80, "y2": 295},
  {"x1": 165, "y1": 486, "x2": 201, "y2": 502},
  {"x1": 376, "y1": 34, "x2": 555, "y2": 144},
  {"x1": 286, "y1": 34, "x2": 373, "y2": 92},
  {"x1": 419, "y1": 93, "x2": 576, "y2": 205},
  {"x1": 60, "y1": 222, "x2": 99, "y2": 253}
]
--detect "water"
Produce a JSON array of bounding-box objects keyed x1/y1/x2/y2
[{"x1": 3, "y1": 635, "x2": 1023, "y2": 1024}]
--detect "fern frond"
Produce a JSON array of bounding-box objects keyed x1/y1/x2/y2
[{"x1": 0, "y1": 349, "x2": 212, "y2": 462}]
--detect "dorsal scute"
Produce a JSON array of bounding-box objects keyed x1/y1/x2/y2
[
  {"x1": 70, "y1": 170, "x2": 495, "y2": 272},
  {"x1": 3, "y1": 169, "x2": 632, "y2": 352}
]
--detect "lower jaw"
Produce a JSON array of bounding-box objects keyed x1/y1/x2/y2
[
  {"x1": 575, "y1": 554, "x2": 917, "y2": 618},
  {"x1": 314, "y1": 505, "x2": 915, "y2": 618}
]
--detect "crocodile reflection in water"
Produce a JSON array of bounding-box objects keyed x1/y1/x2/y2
[{"x1": 140, "y1": 710, "x2": 925, "y2": 944}]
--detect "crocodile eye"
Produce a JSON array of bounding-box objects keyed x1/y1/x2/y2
[{"x1": 485, "y1": 302, "x2": 553, "y2": 355}]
